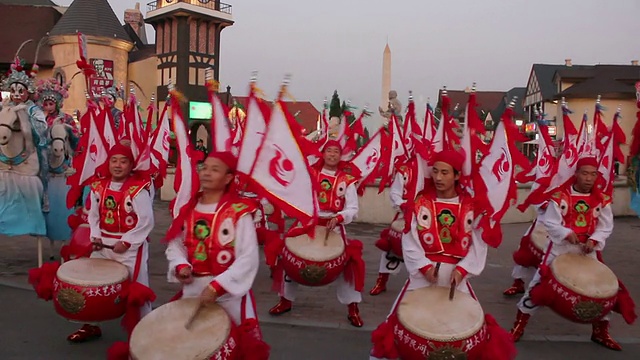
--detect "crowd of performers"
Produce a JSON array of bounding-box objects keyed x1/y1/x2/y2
[{"x1": 7, "y1": 43, "x2": 639, "y2": 359}]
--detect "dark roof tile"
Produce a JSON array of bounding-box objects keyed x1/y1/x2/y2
[{"x1": 49, "y1": 0, "x2": 131, "y2": 42}]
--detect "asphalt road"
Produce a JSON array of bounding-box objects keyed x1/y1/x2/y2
[{"x1": 1, "y1": 286, "x2": 637, "y2": 360}]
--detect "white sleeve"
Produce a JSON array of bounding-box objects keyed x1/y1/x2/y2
[
  {"x1": 589, "y1": 204, "x2": 613, "y2": 250},
  {"x1": 119, "y1": 190, "x2": 155, "y2": 248},
  {"x1": 539, "y1": 202, "x2": 572, "y2": 245},
  {"x1": 402, "y1": 215, "x2": 432, "y2": 275},
  {"x1": 212, "y1": 214, "x2": 260, "y2": 297},
  {"x1": 338, "y1": 183, "x2": 359, "y2": 225},
  {"x1": 389, "y1": 173, "x2": 405, "y2": 210},
  {"x1": 456, "y1": 228, "x2": 488, "y2": 278},
  {"x1": 88, "y1": 190, "x2": 101, "y2": 238},
  {"x1": 165, "y1": 231, "x2": 189, "y2": 283}
]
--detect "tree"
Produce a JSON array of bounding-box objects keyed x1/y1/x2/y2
[{"x1": 329, "y1": 90, "x2": 342, "y2": 118}]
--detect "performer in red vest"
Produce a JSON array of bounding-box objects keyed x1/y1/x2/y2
[
  {"x1": 370, "y1": 149, "x2": 516, "y2": 360},
  {"x1": 164, "y1": 151, "x2": 269, "y2": 358},
  {"x1": 68, "y1": 141, "x2": 155, "y2": 342},
  {"x1": 369, "y1": 163, "x2": 411, "y2": 295},
  {"x1": 510, "y1": 157, "x2": 630, "y2": 351},
  {"x1": 269, "y1": 140, "x2": 365, "y2": 327}
]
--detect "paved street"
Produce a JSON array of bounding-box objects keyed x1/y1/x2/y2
[{"x1": 1, "y1": 199, "x2": 639, "y2": 359}]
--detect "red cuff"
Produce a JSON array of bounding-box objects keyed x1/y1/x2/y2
[
  {"x1": 455, "y1": 266, "x2": 468, "y2": 278},
  {"x1": 336, "y1": 215, "x2": 345, "y2": 224},
  {"x1": 419, "y1": 264, "x2": 433, "y2": 275},
  {"x1": 209, "y1": 281, "x2": 227, "y2": 296},
  {"x1": 121, "y1": 241, "x2": 132, "y2": 249},
  {"x1": 175, "y1": 264, "x2": 190, "y2": 274}
]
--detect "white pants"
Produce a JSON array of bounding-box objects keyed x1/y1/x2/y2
[
  {"x1": 182, "y1": 276, "x2": 257, "y2": 326},
  {"x1": 511, "y1": 264, "x2": 536, "y2": 280},
  {"x1": 377, "y1": 252, "x2": 403, "y2": 275},
  {"x1": 517, "y1": 245, "x2": 607, "y2": 320},
  {"x1": 91, "y1": 240, "x2": 152, "y2": 317}
]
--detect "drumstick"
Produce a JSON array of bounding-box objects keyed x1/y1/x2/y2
[
  {"x1": 433, "y1": 263, "x2": 441, "y2": 277},
  {"x1": 92, "y1": 242, "x2": 115, "y2": 250},
  {"x1": 184, "y1": 302, "x2": 205, "y2": 330},
  {"x1": 324, "y1": 228, "x2": 330, "y2": 247},
  {"x1": 449, "y1": 281, "x2": 456, "y2": 301}
]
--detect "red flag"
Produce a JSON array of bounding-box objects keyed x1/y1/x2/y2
[
  {"x1": 248, "y1": 100, "x2": 318, "y2": 228},
  {"x1": 209, "y1": 91, "x2": 232, "y2": 153},
  {"x1": 351, "y1": 129, "x2": 383, "y2": 188},
  {"x1": 169, "y1": 96, "x2": 199, "y2": 218},
  {"x1": 149, "y1": 103, "x2": 171, "y2": 188},
  {"x1": 237, "y1": 86, "x2": 271, "y2": 175}
]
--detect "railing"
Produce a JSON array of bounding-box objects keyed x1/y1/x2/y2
[{"x1": 147, "y1": 0, "x2": 232, "y2": 14}]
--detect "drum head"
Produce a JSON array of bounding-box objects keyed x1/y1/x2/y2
[
  {"x1": 397, "y1": 287, "x2": 484, "y2": 341},
  {"x1": 551, "y1": 254, "x2": 618, "y2": 298},
  {"x1": 57, "y1": 258, "x2": 129, "y2": 286},
  {"x1": 391, "y1": 219, "x2": 405, "y2": 232},
  {"x1": 530, "y1": 222, "x2": 549, "y2": 250},
  {"x1": 130, "y1": 298, "x2": 231, "y2": 360},
  {"x1": 285, "y1": 226, "x2": 345, "y2": 261}
]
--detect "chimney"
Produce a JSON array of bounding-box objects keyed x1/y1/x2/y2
[
  {"x1": 632, "y1": 60, "x2": 639, "y2": 66},
  {"x1": 565, "y1": 58, "x2": 572, "y2": 67},
  {"x1": 124, "y1": 3, "x2": 147, "y2": 44}
]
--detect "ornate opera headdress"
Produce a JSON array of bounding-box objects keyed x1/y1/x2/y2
[
  {"x1": 1, "y1": 39, "x2": 44, "y2": 93},
  {"x1": 35, "y1": 78, "x2": 71, "y2": 106},
  {"x1": 102, "y1": 83, "x2": 124, "y2": 102}
]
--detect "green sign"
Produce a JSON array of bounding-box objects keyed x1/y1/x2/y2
[{"x1": 189, "y1": 101, "x2": 212, "y2": 120}]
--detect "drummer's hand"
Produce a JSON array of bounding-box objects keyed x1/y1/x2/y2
[
  {"x1": 425, "y1": 267, "x2": 438, "y2": 283},
  {"x1": 200, "y1": 285, "x2": 218, "y2": 304},
  {"x1": 112, "y1": 241, "x2": 129, "y2": 254},
  {"x1": 177, "y1": 267, "x2": 194, "y2": 284},
  {"x1": 565, "y1": 231, "x2": 579, "y2": 245},
  {"x1": 326, "y1": 217, "x2": 339, "y2": 231},
  {"x1": 582, "y1": 239, "x2": 597, "y2": 254},
  {"x1": 450, "y1": 270, "x2": 463, "y2": 287},
  {"x1": 91, "y1": 237, "x2": 103, "y2": 251}
]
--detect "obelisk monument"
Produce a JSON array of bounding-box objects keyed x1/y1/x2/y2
[{"x1": 380, "y1": 43, "x2": 391, "y2": 116}]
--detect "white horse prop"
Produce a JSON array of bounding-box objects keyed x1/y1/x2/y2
[
  {"x1": 0, "y1": 103, "x2": 46, "y2": 247},
  {"x1": 45, "y1": 122, "x2": 78, "y2": 259}
]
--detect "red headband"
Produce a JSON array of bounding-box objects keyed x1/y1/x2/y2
[
  {"x1": 576, "y1": 156, "x2": 598, "y2": 169},
  {"x1": 108, "y1": 142, "x2": 134, "y2": 163},
  {"x1": 323, "y1": 139, "x2": 343, "y2": 153},
  {"x1": 208, "y1": 151, "x2": 237, "y2": 171},
  {"x1": 432, "y1": 149, "x2": 464, "y2": 172}
]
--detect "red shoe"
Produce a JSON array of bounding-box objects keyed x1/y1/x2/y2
[
  {"x1": 348, "y1": 303, "x2": 363, "y2": 327},
  {"x1": 67, "y1": 324, "x2": 102, "y2": 343},
  {"x1": 510, "y1": 310, "x2": 530, "y2": 342},
  {"x1": 269, "y1": 297, "x2": 292, "y2": 315},
  {"x1": 369, "y1": 273, "x2": 390, "y2": 296},
  {"x1": 503, "y1": 278, "x2": 526, "y2": 297},
  {"x1": 591, "y1": 321, "x2": 622, "y2": 351}
]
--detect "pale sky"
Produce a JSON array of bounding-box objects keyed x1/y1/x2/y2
[{"x1": 55, "y1": 0, "x2": 639, "y2": 111}]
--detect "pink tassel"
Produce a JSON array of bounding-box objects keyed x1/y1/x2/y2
[
  {"x1": 107, "y1": 341, "x2": 130, "y2": 360},
  {"x1": 121, "y1": 282, "x2": 156, "y2": 335},
  {"x1": 28, "y1": 262, "x2": 60, "y2": 301},
  {"x1": 614, "y1": 280, "x2": 637, "y2": 325},
  {"x1": 236, "y1": 318, "x2": 270, "y2": 360},
  {"x1": 479, "y1": 314, "x2": 518, "y2": 360},
  {"x1": 370, "y1": 318, "x2": 399, "y2": 359}
]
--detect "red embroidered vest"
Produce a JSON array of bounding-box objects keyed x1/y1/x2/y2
[
  {"x1": 183, "y1": 199, "x2": 256, "y2": 276},
  {"x1": 91, "y1": 178, "x2": 150, "y2": 239},
  {"x1": 550, "y1": 188, "x2": 611, "y2": 242},
  {"x1": 414, "y1": 193, "x2": 474, "y2": 263},
  {"x1": 315, "y1": 169, "x2": 357, "y2": 213}
]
